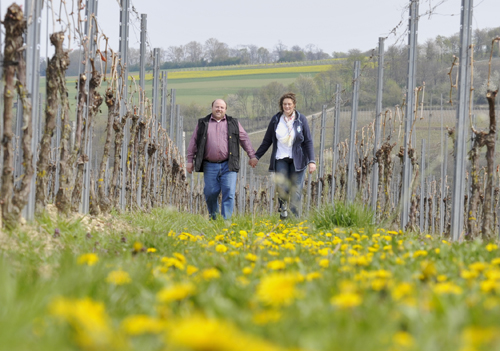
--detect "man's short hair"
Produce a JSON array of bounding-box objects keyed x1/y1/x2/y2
[{"x1": 212, "y1": 99, "x2": 228, "y2": 109}]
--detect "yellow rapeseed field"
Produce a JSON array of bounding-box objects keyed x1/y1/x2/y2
[{"x1": 131, "y1": 64, "x2": 333, "y2": 81}]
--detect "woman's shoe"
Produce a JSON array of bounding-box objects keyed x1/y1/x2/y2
[{"x1": 279, "y1": 200, "x2": 288, "y2": 220}]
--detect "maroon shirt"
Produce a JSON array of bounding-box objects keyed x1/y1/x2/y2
[{"x1": 187, "y1": 115, "x2": 256, "y2": 163}]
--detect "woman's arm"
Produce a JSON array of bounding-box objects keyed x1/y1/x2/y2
[
  {"x1": 255, "y1": 117, "x2": 275, "y2": 159},
  {"x1": 301, "y1": 115, "x2": 315, "y2": 163}
]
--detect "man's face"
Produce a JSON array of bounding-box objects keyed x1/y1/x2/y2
[{"x1": 212, "y1": 100, "x2": 227, "y2": 120}]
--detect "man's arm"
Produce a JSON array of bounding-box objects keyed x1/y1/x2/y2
[
  {"x1": 238, "y1": 122, "x2": 257, "y2": 164},
  {"x1": 186, "y1": 124, "x2": 199, "y2": 174}
]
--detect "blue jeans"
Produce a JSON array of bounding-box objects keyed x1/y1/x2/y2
[
  {"x1": 203, "y1": 161, "x2": 237, "y2": 220},
  {"x1": 275, "y1": 158, "x2": 306, "y2": 217}
]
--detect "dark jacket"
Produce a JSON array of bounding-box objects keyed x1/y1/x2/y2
[
  {"x1": 194, "y1": 114, "x2": 240, "y2": 172},
  {"x1": 255, "y1": 111, "x2": 315, "y2": 172}
]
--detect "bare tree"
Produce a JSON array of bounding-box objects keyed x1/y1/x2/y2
[
  {"x1": 295, "y1": 75, "x2": 318, "y2": 110},
  {"x1": 274, "y1": 41, "x2": 287, "y2": 61},
  {"x1": 257, "y1": 47, "x2": 270, "y2": 64},
  {"x1": 204, "y1": 38, "x2": 228, "y2": 63},
  {"x1": 185, "y1": 41, "x2": 203, "y2": 62},
  {"x1": 128, "y1": 47, "x2": 140, "y2": 65},
  {"x1": 166, "y1": 45, "x2": 185, "y2": 63}
]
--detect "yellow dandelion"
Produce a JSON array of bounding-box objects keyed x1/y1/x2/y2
[
  {"x1": 392, "y1": 331, "x2": 414, "y2": 348},
  {"x1": 157, "y1": 282, "x2": 196, "y2": 303},
  {"x1": 267, "y1": 260, "x2": 286, "y2": 270},
  {"x1": 331, "y1": 292, "x2": 362, "y2": 309},
  {"x1": 245, "y1": 253, "x2": 257, "y2": 262},
  {"x1": 147, "y1": 248, "x2": 157, "y2": 253},
  {"x1": 161, "y1": 257, "x2": 185, "y2": 270},
  {"x1": 121, "y1": 314, "x2": 165, "y2": 335},
  {"x1": 433, "y1": 282, "x2": 462, "y2": 295},
  {"x1": 319, "y1": 259, "x2": 329, "y2": 268},
  {"x1": 256, "y1": 273, "x2": 300, "y2": 307},
  {"x1": 413, "y1": 250, "x2": 428, "y2": 258},
  {"x1": 49, "y1": 296, "x2": 117, "y2": 349},
  {"x1": 392, "y1": 282, "x2": 413, "y2": 301},
  {"x1": 242, "y1": 267, "x2": 253, "y2": 275},
  {"x1": 216, "y1": 244, "x2": 228, "y2": 253},
  {"x1": 173, "y1": 253, "x2": 186, "y2": 264},
  {"x1": 252, "y1": 310, "x2": 282, "y2": 325},
  {"x1": 306, "y1": 272, "x2": 322, "y2": 281},
  {"x1": 77, "y1": 253, "x2": 99, "y2": 266},
  {"x1": 186, "y1": 265, "x2": 198, "y2": 276},
  {"x1": 201, "y1": 268, "x2": 221, "y2": 281},
  {"x1": 106, "y1": 269, "x2": 131, "y2": 285}
]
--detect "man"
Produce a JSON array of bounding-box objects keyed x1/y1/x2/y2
[{"x1": 186, "y1": 99, "x2": 258, "y2": 220}]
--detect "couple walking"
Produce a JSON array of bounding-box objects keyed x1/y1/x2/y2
[{"x1": 186, "y1": 93, "x2": 315, "y2": 220}]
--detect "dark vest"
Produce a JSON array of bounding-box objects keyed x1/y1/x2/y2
[{"x1": 194, "y1": 114, "x2": 240, "y2": 172}]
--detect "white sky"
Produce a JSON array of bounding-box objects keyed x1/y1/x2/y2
[{"x1": 1, "y1": 0, "x2": 499, "y2": 57}]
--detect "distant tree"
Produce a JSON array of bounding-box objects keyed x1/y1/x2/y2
[
  {"x1": 278, "y1": 50, "x2": 305, "y2": 63},
  {"x1": 333, "y1": 51, "x2": 348, "y2": 59},
  {"x1": 254, "y1": 82, "x2": 287, "y2": 116},
  {"x1": 185, "y1": 41, "x2": 203, "y2": 62},
  {"x1": 257, "y1": 47, "x2": 271, "y2": 63},
  {"x1": 247, "y1": 45, "x2": 259, "y2": 64},
  {"x1": 383, "y1": 79, "x2": 404, "y2": 107},
  {"x1": 204, "y1": 38, "x2": 229, "y2": 63},
  {"x1": 294, "y1": 75, "x2": 318, "y2": 110},
  {"x1": 274, "y1": 41, "x2": 287, "y2": 61},
  {"x1": 314, "y1": 67, "x2": 339, "y2": 103},
  {"x1": 128, "y1": 47, "x2": 140, "y2": 65},
  {"x1": 166, "y1": 45, "x2": 186, "y2": 63}
]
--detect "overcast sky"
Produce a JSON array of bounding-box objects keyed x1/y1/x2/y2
[{"x1": 1, "y1": 0, "x2": 499, "y2": 56}]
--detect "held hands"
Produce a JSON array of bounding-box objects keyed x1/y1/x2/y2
[
  {"x1": 308, "y1": 162, "x2": 316, "y2": 174},
  {"x1": 186, "y1": 163, "x2": 193, "y2": 174},
  {"x1": 249, "y1": 158, "x2": 258, "y2": 168}
]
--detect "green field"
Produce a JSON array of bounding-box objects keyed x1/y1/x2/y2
[
  {"x1": 40, "y1": 63, "x2": 333, "y2": 109},
  {"x1": 167, "y1": 73, "x2": 302, "y2": 106}
]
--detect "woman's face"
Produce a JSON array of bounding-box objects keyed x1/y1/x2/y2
[{"x1": 282, "y1": 98, "x2": 295, "y2": 116}]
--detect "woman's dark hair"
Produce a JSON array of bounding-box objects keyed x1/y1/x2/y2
[{"x1": 279, "y1": 93, "x2": 297, "y2": 113}]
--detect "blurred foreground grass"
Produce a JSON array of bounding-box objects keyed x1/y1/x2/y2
[{"x1": 1, "y1": 205, "x2": 500, "y2": 351}]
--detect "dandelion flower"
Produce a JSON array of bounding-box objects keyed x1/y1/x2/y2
[
  {"x1": 106, "y1": 269, "x2": 131, "y2": 285},
  {"x1": 331, "y1": 292, "x2": 362, "y2": 309},
  {"x1": 77, "y1": 253, "x2": 99, "y2": 266},
  {"x1": 319, "y1": 259, "x2": 329, "y2": 268},
  {"x1": 256, "y1": 273, "x2": 300, "y2": 307},
  {"x1": 201, "y1": 268, "x2": 221, "y2": 281},
  {"x1": 186, "y1": 265, "x2": 198, "y2": 276},
  {"x1": 216, "y1": 244, "x2": 228, "y2": 253},
  {"x1": 121, "y1": 314, "x2": 165, "y2": 335},
  {"x1": 245, "y1": 253, "x2": 257, "y2": 262},
  {"x1": 267, "y1": 260, "x2": 286, "y2": 270},
  {"x1": 392, "y1": 331, "x2": 415, "y2": 348},
  {"x1": 157, "y1": 282, "x2": 196, "y2": 303}
]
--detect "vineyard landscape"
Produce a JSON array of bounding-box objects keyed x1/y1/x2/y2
[{"x1": 1, "y1": 0, "x2": 500, "y2": 351}]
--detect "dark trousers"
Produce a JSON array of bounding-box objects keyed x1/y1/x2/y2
[{"x1": 275, "y1": 158, "x2": 306, "y2": 217}]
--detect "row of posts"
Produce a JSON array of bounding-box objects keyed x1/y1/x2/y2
[{"x1": 8, "y1": 0, "x2": 186, "y2": 219}]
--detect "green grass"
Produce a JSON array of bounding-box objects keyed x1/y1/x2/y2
[{"x1": 311, "y1": 202, "x2": 375, "y2": 229}]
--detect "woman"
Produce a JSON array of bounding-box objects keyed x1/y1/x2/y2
[{"x1": 254, "y1": 93, "x2": 316, "y2": 219}]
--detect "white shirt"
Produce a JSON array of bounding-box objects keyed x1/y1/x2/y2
[{"x1": 275, "y1": 112, "x2": 296, "y2": 160}]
